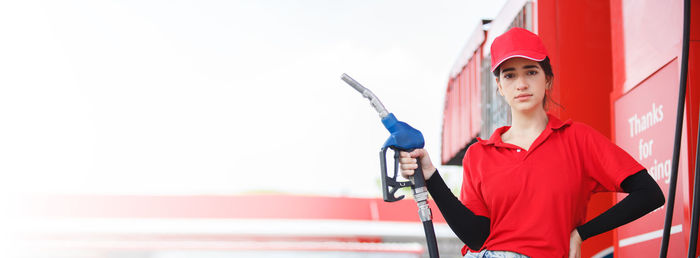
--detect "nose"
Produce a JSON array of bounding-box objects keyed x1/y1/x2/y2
[{"x1": 516, "y1": 77, "x2": 529, "y2": 91}]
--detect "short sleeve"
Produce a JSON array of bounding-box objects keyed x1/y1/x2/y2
[
  {"x1": 460, "y1": 148, "x2": 490, "y2": 217},
  {"x1": 579, "y1": 123, "x2": 646, "y2": 192}
]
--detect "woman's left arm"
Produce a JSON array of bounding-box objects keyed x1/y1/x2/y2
[
  {"x1": 575, "y1": 169, "x2": 665, "y2": 240},
  {"x1": 569, "y1": 169, "x2": 664, "y2": 257}
]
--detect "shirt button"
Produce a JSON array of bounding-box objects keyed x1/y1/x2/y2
[{"x1": 516, "y1": 149, "x2": 521, "y2": 152}]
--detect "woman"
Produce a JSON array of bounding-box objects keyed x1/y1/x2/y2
[{"x1": 399, "y1": 27, "x2": 665, "y2": 258}]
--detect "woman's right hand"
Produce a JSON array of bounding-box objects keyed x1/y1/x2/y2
[{"x1": 399, "y1": 149, "x2": 437, "y2": 181}]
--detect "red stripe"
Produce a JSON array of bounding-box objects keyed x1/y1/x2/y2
[{"x1": 18, "y1": 195, "x2": 447, "y2": 223}]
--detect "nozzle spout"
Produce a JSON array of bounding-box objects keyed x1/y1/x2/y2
[{"x1": 340, "y1": 73, "x2": 389, "y2": 118}]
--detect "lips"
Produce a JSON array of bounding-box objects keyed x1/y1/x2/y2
[{"x1": 515, "y1": 93, "x2": 532, "y2": 100}]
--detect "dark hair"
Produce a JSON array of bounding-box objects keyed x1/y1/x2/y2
[{"x1": 492, "y1": 57, "x2": 562, "y2": 110}]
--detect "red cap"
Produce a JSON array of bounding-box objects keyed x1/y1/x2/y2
[{"x1": 490, "y1": 27, "x2": 549, "y2": 72}]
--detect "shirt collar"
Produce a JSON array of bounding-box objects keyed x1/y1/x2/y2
[{"x1": 477, "y1": 113, "x2": 572, "y2": 146}]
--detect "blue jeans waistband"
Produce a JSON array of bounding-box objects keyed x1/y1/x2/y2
[{"x1": 464, "y1": 250, "x2": 530, "y2": 258}]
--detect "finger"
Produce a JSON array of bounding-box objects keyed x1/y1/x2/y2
[
  {"x1": 400, "y1": 169, "x2": 415, "y2": 178},
  {"x1": 399, "y1": 151, "x2": 410, "y2": 158},
  {"x1": 399, "y1": 157, "x2": 417, "y2": 164},
  {"x1": 410, "y1": 149, "x2": 422, "y2": 158},
  {"x1": 400, "y1": 163, "x2": 419, "y2": 170}
]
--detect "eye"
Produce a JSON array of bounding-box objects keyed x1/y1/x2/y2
[
  {"x1": 527, "y1": 70, "x2": 538, "y2": 76},
  {"x1": 503, "y1": 73, "x2": 514, "y2": 79}
]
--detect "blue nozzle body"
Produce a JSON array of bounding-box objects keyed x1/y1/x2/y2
[{"x1": 381, "y1": 113, "x2": 425, "y2": 150}]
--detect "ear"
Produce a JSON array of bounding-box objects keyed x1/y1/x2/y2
[
  {"x1": 496, "y1": 78, "x2": 503, "y2": 96},
  {"x1": 545, "y1": 76, "x2": 553, "y2": 90}
]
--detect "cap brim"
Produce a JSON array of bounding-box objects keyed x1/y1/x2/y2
[{"x1": 490, "y1": 51, "x2": 547, "y2": 72}]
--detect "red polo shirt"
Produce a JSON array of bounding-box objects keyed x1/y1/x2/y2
[{"x1": 460, "y1": 114, "x2": 644, "y2": 257}]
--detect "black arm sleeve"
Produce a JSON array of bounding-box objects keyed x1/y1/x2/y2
[
  {"x1": 425, "y1": 170, "x2": 490, "y2": 250},
  {"x1": 576, "y1": 169, "x2": 665, "y2": 240}
]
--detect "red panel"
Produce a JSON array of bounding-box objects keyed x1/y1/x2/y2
[
  {"x1": 468, "y1": 62, "x2": 475, "y2": 139},
  {"x1": 454, "y1": 71, "x2": 460, "y2": 151},
  {"x1": 462, "y1": 62, "x2": 470, "y2": 141},
  {"x1": 453, "y1": 73, "x2": 460, "y2": 153},
  {"x1": 18, "y1": 194, "x2": 447, "y2": 223},
  {"x1": 446, "y1": 81, "x2": 452, "y2": 162},
  {"x1": 554, "y1": 0, "x2": 614, "y2": 131},
  {"x1": 454, "y1": 76, "x2": 459, "y2": 156},
  {"x1": 470, "y1": 53, "x2": 482, "y2": 139},
  {"x1": 609, "y1": 0, "x2": 626, "y2": 100},
  {"x1": 536, "y1": 0, "x2": 561, "y2": 118},
  {"x1": 538, "y1": 1, "x2": 617, "y2": 257},
  {"x1": 442, "y1": 46, "x2": 485, "y2": 164},
  {"x1": 450, "y1": 79, "x2": 456, "y2": 161},
  {"x1": 618, "y1": 0, "x2": 683, "y2": 92},
  {"x1": 684, "y1": 40, "x2": 700, "y2": 257},
  {"x1": 614, "y1": 60, "x2": 685, "y2": 258},
  {"x1": 610, "y1": 1, "x2": 692, "y2": 257},
  {"x1": 582, "y1": 193, "x2": 615, "y2": 258},
  {"x1": 460, "y1": 67, "x2": 468, "y2": 146}
]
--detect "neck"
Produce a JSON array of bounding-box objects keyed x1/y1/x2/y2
[{"x1": 509, "y1": 108, "x2": 549, "y2": 134}]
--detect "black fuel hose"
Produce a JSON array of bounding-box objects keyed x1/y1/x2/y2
[
  {"x1": 412, "y1": 158, "x2": 440, "y2": 258},
  {"x1": 659, "y1": 0, "x2": 691, "y2": 256},
  {"x1": 686, "y1": 0, "x2": 699, "y2": 256},
  {"x1": 423, "y1": 220, "x2": 440, "y2": 258}
]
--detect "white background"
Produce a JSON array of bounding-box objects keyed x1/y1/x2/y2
[{"x1": 0, "y1": 0, "x2": 505, "y2": 197}]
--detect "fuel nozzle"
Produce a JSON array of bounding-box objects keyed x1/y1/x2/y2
[{"x1": 341, "y1": 73, "x2": 439, "y2": 257}]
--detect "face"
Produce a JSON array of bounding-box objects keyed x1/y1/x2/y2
[{"x1": 496, "y1": 57, "x2": 551, "y2": 113}]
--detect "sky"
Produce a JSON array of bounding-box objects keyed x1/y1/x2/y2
[{"x1": 0, "y1": 0, "x2": 506, "y2": 197}]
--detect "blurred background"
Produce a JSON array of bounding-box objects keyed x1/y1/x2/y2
[{"x1": 0, "y1": 1, "x2": 504, "y2": 257}]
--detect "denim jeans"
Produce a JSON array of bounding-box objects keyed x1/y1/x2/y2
[{"x1": 464, "y1": 250, "x2": 530, "y2": 258}]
